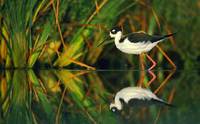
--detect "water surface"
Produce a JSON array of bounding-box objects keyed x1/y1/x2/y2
[{"x1": 0, "y1": 69, "x2": 199, "y2": 124}]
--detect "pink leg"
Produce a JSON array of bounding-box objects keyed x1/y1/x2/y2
[
  {"x1": 147, "y1": 70, "x2": 156, "y2": 86},
  {"x1": 146, "y1": 54, "x2": 157, "y2": 70}
]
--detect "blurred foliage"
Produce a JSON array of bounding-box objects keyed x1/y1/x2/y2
[
  {"x1": 0, "y1": 0, "x2": 198, "y2": 69},
  {"x1": 0, "y1": 0, "x2": 133, "y2": 69},
  {"x1": 151, "y1": 0, "x2": 200, "y2": 69}
]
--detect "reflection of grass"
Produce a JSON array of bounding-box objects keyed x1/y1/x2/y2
[
  {"x1": 0, "y1": 69, "x2": 116, "y2": 123},
  {"x1": 0, "y1": 70, "x2": 198, "y2": 123}
]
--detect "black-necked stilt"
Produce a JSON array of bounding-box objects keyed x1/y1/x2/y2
[
  {"x1": 110, "y1": 87, "x2": 173, "y2": 112},
  {"x1": 99, "y1": 27, "x2": 176, "y2": 70}
]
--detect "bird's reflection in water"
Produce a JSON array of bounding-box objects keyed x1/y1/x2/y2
[
  {"x1": 0, "y1": 69, "x2": 176, "y2": 124},
  {"x1": 109, "y1": 70, "x2": 175, "y2": 122},
  {"x1": 110, "y1": 86, "x2": 174, "y2": 112}
]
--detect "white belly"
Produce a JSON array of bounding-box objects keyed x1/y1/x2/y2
[
  {"x1": 115, "y1": 40, "x2": 159, "y2": 54},
  {"x1": 115, "y1": 87, "x2": 162, "y2": 104}
]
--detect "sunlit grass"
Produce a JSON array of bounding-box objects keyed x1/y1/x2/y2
[
  {"x1": 0, "y1": 0, "x2": 190, "y2": 69},
  {"x1": 0, "y1": 0, "x2": 132, "y2": 69}
]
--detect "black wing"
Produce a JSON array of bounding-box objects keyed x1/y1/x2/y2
[
  {"x1": 127, "y1": 98, "x2": 156, "y2": 107},
  {"x1": 126, "y1": 98, "x2": 174, "y2": 107},
  {"x1": 123, "y1": 32, "x2": 164, "y2": 43},
  {"x1": 119, "y1": 98, "x2": 154, "y2": 107}
]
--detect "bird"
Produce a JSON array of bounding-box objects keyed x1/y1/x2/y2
[
  {"x1": 98, "y1": 27, "x2": 176, "y2": 70},
  {"x1": 110, "y1": 86, "x2": 173, "y2": 112}
]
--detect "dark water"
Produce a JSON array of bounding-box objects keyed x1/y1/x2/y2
[{"x1": 0, "y1": 69, "x2": 199, "y2": 124}]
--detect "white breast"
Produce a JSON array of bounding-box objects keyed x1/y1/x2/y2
[
  {"x1": 115, "y1": 87, "x2": 162, "y2": 104},
  {"x1": 115, "y1": 38, "x2": 159, "y2": 54}
]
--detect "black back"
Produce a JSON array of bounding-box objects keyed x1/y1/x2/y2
[
  {"x1": 124, "y1": 32, "x2": 165, "y2": 43},
  {"x1": 119, "y1": 97, "x2": 173, "y2": 108}
]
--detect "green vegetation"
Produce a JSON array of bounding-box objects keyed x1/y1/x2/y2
[
  {"x1": 0, "y1": 70, "x2": 199, "y2": 123},
  {"x1": 0, "y1": 0, "x2": 199, "y2": 69},
  {"x1": 0, "y1": 0, "x2": 134, "y2": 69},
  {"x1": 0, "y1": 70, "x2": 115, "y2": 124},
  {"x1": 0, "y1": 0, "x2": 199, "y2": 123}
]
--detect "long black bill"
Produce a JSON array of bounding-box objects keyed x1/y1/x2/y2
[{"x1": 97, "y1": 37, "x2": 113, "y2": 47}]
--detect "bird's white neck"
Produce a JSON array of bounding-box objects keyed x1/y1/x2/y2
[
  {"x1": 114, "y1": 96, "x2": 123, "y2": 110},
  {"x1": 113, "y1": 32, "x2": 122, "y2": 46}
]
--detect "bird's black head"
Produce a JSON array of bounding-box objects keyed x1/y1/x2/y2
[
  {"x1": 110, "y1": 26, "x2": 122, "y2": 34},
  {"x1": 110, "y1": 106, "x2": 121, "y2": 114},
  {"x1": 109, "y1": 26, "x2": 122, "y2": 38}
]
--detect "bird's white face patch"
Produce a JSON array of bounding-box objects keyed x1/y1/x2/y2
[
  {"x1": 109, "y1": 32, "x2": 115, "y2": 38},
  {"x1": 110, "y1": 103, "x2": 115, "y2": 110},
  {"x1": 111, "y1": 108, "x2": 116, "y2": 112},
  {"x1": 110, "y1": 103, "x2": 119, "y2": 112},
  {"x1": 110, "y1": 31, "x2": 122, "y2": 39},
  {"x1": 112, "y1": 29, "x2": 116, "y2": 32},
  {"x1": 110, "y1": 102, "x2": 122, "y2": 112}
]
